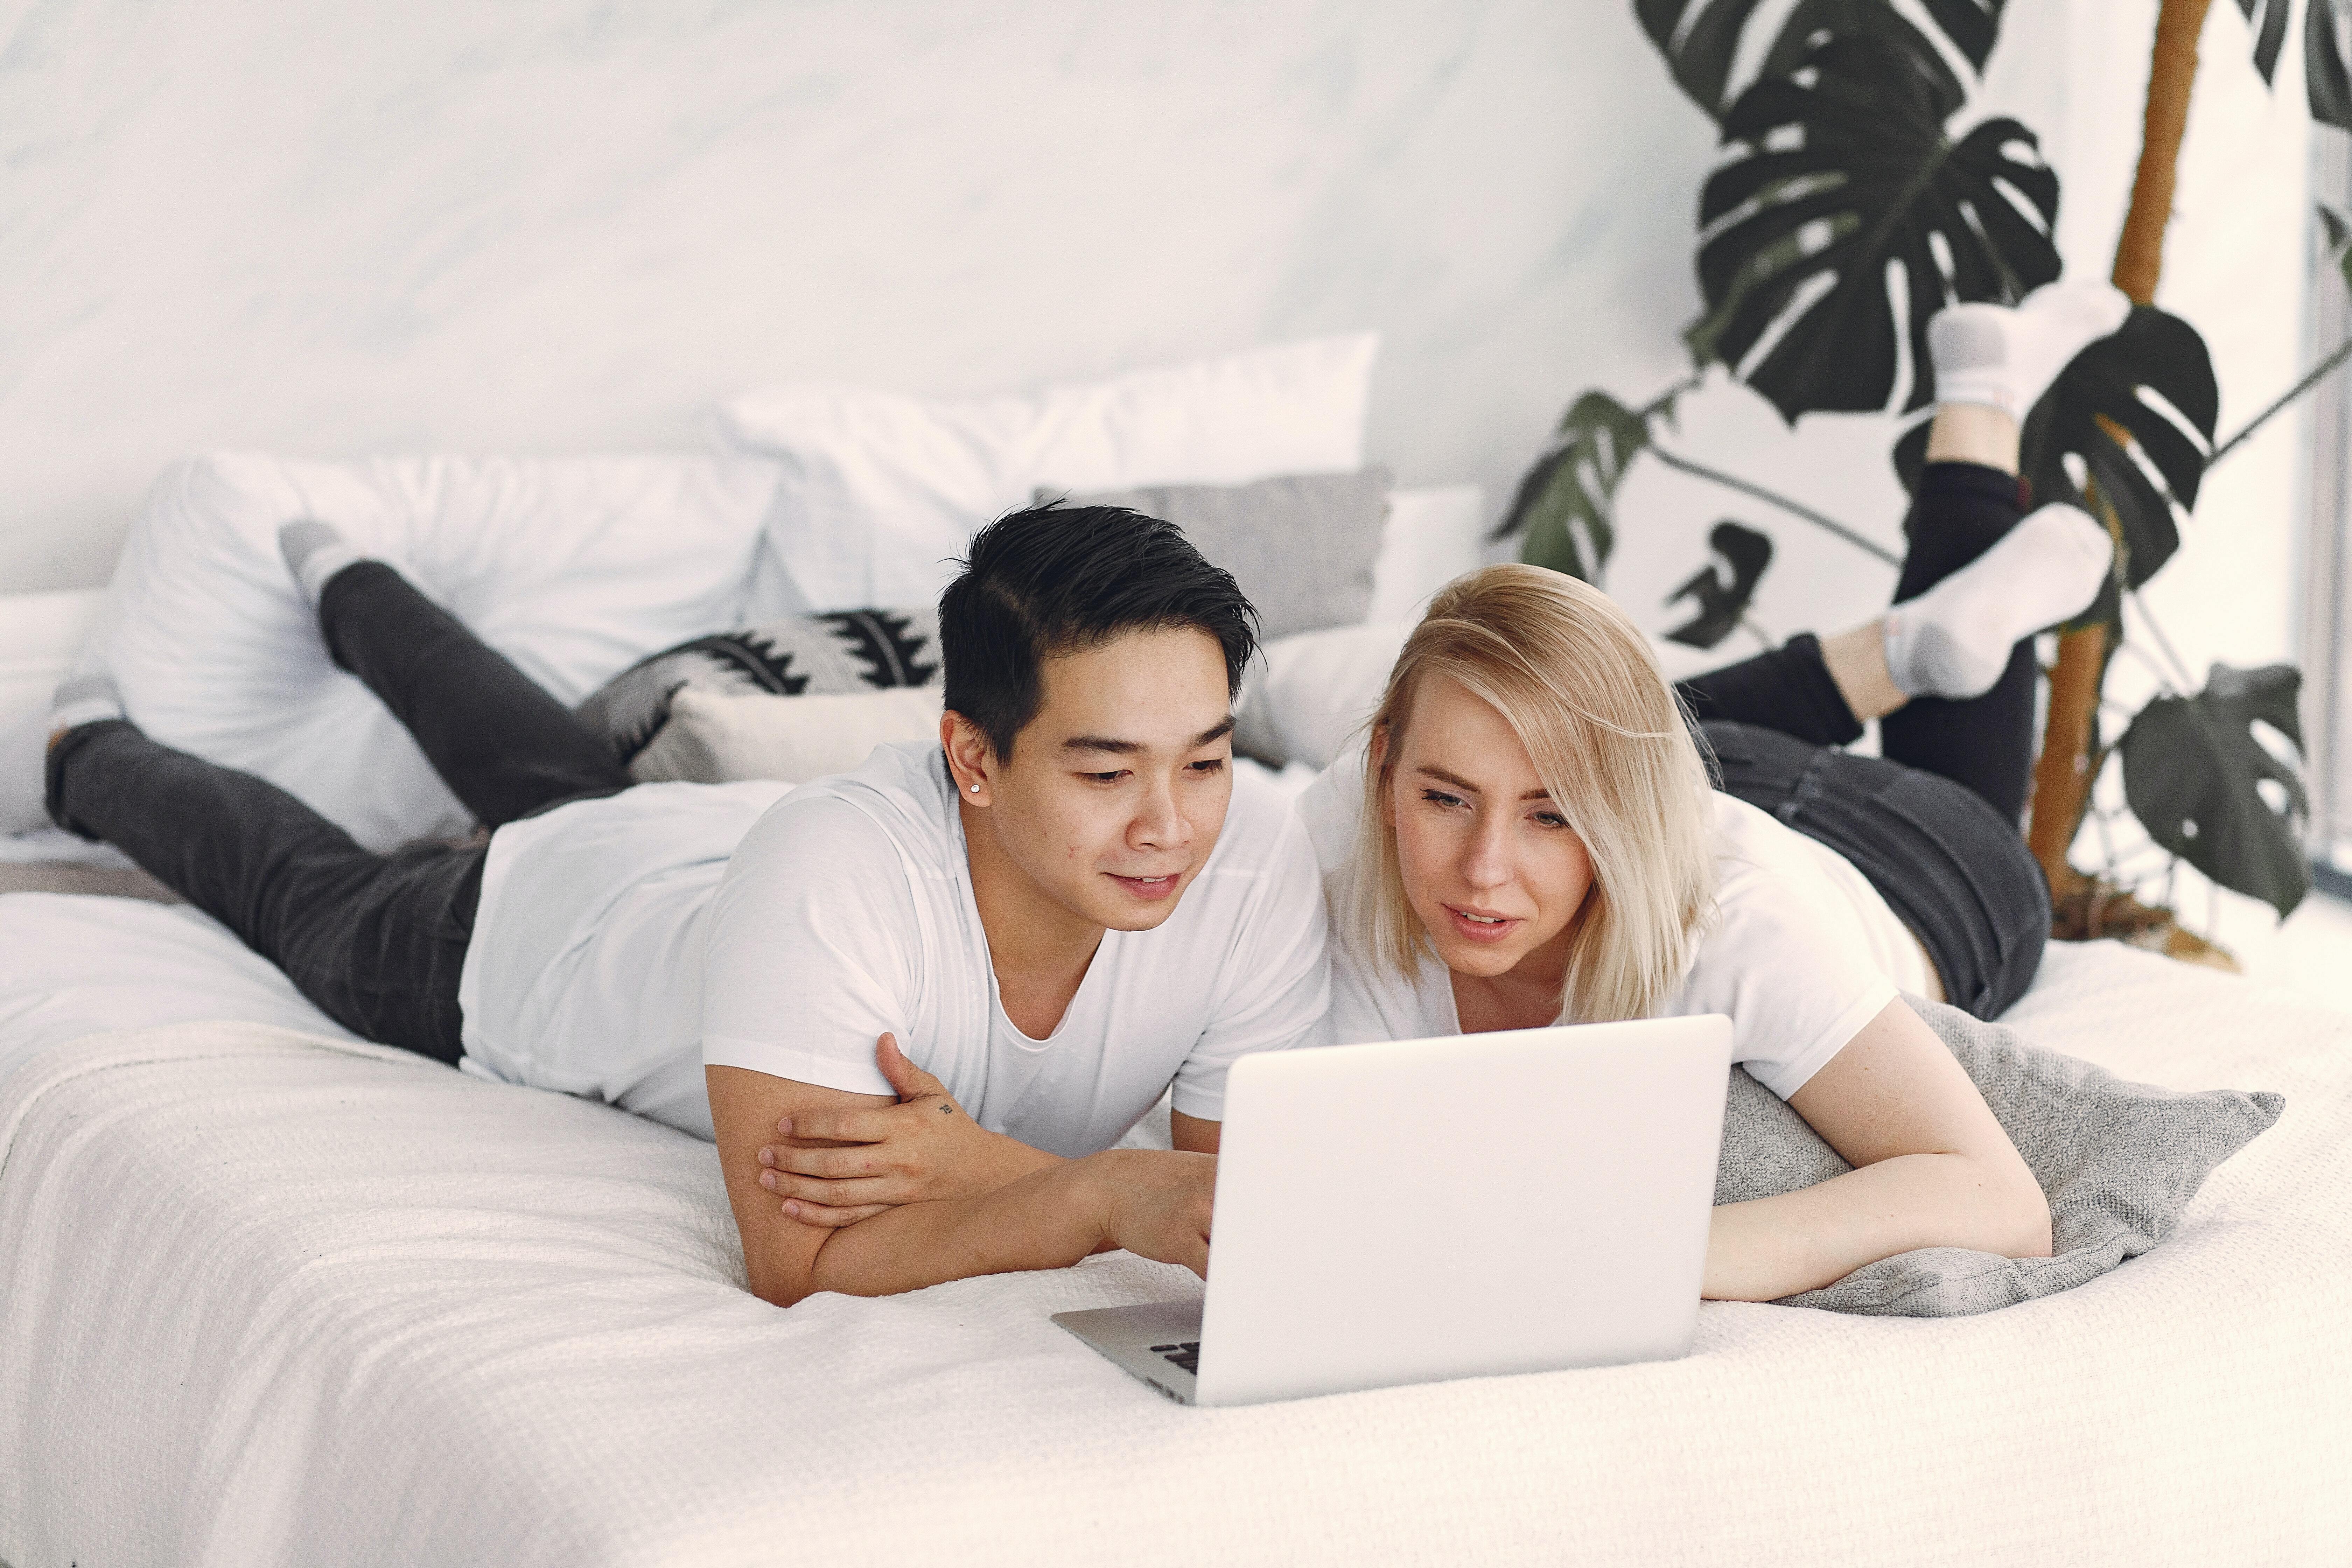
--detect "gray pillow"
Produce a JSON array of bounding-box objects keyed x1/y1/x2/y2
[
  {"x1": 1045, "y1": 468, "x2": 1391, "y2": 640},
  {"x1": 1716, "y1": 994, "x2": 2283, "y2": 1317}
]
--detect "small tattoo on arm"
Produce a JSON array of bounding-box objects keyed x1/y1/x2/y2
[{"x1": 940, "y1": 1104, "x2": 954, "y2": 1115}]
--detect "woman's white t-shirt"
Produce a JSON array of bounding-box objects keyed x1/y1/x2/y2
[
  {"x1": 1294, "y1": 752, "x2": 1929, "y2": 1100},
  {"x1": 459, "y1": 742, "x2": 1331, "y2": 1149}
]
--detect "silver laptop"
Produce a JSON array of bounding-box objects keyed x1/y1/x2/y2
[{"x1": 1053, "y1": 1014, "x2": 1733, "y2": 1406}]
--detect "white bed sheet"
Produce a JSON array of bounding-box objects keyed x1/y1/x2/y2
[
  {"x1": 0, "y1": 892, "x2": 352, "y2": 1069},
  {"x1": 1, "y1": 892, "x2": 2346, "y2": 1567}
]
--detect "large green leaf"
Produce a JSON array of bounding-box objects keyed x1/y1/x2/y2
[
  {"x1": 1636, "y1": 0, "x2": 2005, "y2": 122},
  {"x1": 2238, "y1": 0, "x2": 2290, "y2": 85},
  {"x1": 2310, "y1": 0, "x2": 2352, "y2": 131},
  {"x1": 2119, "y1": 663, "x2": 2310, "y2": 917},
  {"x1": 2022, "y1": 306, "x2": 2216, "y2": 592},
  {"x1": 1893, "y1": 307, "x2": 2215, "y2": 600},
  {"x1": 1499, "y1": 391, "x2": 1655, "y2": 582},
  {"x1": 2319, "y1": 198, "x2": 2352, "y2": 267},
  {"x1": 1690, "y1": 36, "x2": 2061, "y2": 422},
  {"x1": 1664, "y1": 520, "x2": 1773, "y2": 648}
]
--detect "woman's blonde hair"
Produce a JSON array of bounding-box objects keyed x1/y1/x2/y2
[{"x1": 1345, "y1": 563, "x2": 1717, "y2": 1024}]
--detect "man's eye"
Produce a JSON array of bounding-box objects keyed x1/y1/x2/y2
[
  {"x1": 1086, "y1": 770, "x2": 1128, "y2": 784},
  {"x1": 1187, "y1": 758, "x2": 1226, "y2": 775}
]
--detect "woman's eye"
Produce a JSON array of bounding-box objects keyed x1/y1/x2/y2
[
  {"x1": 1533, "y1": 812, "x2": 1570, "y2": 830},
  {"x1": 1419, "y1": 789, "x2": 1465, "y2": 810}
]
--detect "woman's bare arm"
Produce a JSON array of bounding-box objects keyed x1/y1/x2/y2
[{"x1": 1702, "y1": 997, "x2": 2050, "y2": 1301}]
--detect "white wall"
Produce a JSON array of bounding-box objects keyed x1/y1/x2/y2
[
  {"x1": 0, "y1": 0, "x2": 1723, "y2": 595},
  {"x1": 0, "y1": 0, "x2": 2312, "y2": 677}
]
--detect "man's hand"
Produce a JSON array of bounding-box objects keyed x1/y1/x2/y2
[{"x1": 758, "y1": 1033, "x2": 1060, "y2": 1226}]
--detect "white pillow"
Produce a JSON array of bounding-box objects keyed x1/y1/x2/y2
[
  {"x1": 0, "y1": 587, "x2": 106, "y2": 835},
  {"x1": 713, "y1": 334, "x2": 1379, "y2": 611},
  {"x1": 86, "y1": 452, "x2": 782, "y2": 851},
  {"x1": 1367, "y1": 484, "x2": 1489, "y2": 625},
  {"x1": 0, "y1": 708, "x2": 54, "y2": 839},
  {"x1": 630, "y1": 687, "x2": 942, "y2": 785},
  {"x1": 1234, "y1": 620, "x2": 1412, "y2": 771}
]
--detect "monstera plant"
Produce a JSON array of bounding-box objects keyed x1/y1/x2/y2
[{"x1": 1502, "y1": 0, "x2": 2348, "y2": 936}]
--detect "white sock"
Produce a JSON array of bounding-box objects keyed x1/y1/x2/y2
[
  {"x1": 49, "y1": 672, "x2": 126, "y2": 736},
  {"x1": 280, "y1": 519, "x2": 369, "y2": 606},
  {"x1": 1927, "y1": 280, "x2": 2132, "y2": 420},
  {"x1": 1883, "y1": 503, "x2": 2114, "y2": 699}
]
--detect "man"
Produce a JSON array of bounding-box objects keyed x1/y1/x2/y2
[{"x1": 46, "y1": 504, "x2": 1329, "y2": 1307}]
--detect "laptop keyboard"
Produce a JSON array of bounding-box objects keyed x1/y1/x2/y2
[{"x1": 1149, "y1": 1341, "x2": 1200, "y2": 1374}]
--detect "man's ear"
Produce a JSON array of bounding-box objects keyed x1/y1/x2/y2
[{"x1": 941, "y1": 710, "x2": 995, "y2": 805}]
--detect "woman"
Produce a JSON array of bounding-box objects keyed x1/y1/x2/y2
[{"x1": 1299, "y1": 282, "x2": 2132, "y2": 1300}]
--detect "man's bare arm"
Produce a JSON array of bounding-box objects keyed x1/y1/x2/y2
[
  {"x1": 1170, "y1": 1110, "x2": 1220, "y2": 1154},
  {"x1": 708, "y1": 1065, "x2": 1212, "y2": 1306},
  {"x1": 752, "y1": 1034, "x2": 1066, "y2": 1226}
]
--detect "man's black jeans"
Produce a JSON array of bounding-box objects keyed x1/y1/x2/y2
[{"x1": 48, "y1": 562, "x2": 630, "y2": 1060}]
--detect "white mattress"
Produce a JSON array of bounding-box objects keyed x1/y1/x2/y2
[
  {"x1": 0, "y1": 892, "x2": 354, "y2": 1066},
  {"x1": 1, "y1": 891, "x2": 2346, "y2": 1566}
]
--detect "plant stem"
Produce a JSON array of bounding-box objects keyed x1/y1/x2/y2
[
  {"x1": 2207, "y1": 331, "x2": 2352, "y2": 465},
  {"x1": 2034, "y1": 626, "x2": 2110, "y2": 881},
  {"x1": 2028, "y1": 0, "x2": 2212, "y2": 892},
  {"x1": 2111, "y1": 0, "x2": 2211, "y2": 305},
  {"x1": 1645, "y1": 447, "x2": 1901, "y2": 565},
  {"x1": 2127, "y1": 588, "x2": 2200, "y2": 690},
  {"x1": 1642, "y1": 373, "x2": 1705, "y2": 419},
  {"x1": 2113, "y1": 636, "x2": 2189, "y2": 696}
]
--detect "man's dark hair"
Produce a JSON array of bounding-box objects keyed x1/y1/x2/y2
[{"x1": 939, "y1": 502, "x2": 1259, "y2": 758}]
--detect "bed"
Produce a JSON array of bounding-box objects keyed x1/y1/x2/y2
[
  {"x1": 4, "y1": 346, "x2": 2346, "y2": 1563},
  {"x1": 2, "y1": 894, "x2": 2345, "y2": 1566}
]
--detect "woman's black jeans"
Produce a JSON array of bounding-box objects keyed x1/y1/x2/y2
[
  {"x1": 47, "y1": 562, "x2": 630, "y2": 1061},
  {"x1": 1671, "y1": 463, "x2": 2051, "y2": 1017}
]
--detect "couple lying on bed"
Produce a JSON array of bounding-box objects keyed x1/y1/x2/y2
[{"x1": 46, "y1": 282, "x2": 2129, "y2": 1308}]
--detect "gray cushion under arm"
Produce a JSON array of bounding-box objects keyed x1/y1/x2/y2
[{"x1": 1713, "y1": 994, "x2": 2283, "y2": 1317}]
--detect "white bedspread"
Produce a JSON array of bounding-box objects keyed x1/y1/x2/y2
[
  {"x1": 1, "y1": 894, "x2": 2346, "y2": 1566},
  {"x1": 0, "y1": 892, "x2": 355, "y2": 1064}
]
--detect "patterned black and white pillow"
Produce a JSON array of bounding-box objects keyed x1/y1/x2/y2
[{"x1": 575, "y1": 605, "x2": 940, "y2": 765}]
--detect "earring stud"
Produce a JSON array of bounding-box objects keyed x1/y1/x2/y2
[{"x1": 970, "y1": 783, "x2": 981, "y2": 793}]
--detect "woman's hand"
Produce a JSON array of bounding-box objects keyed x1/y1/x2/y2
[
  {"x1": 1086, "y1": 1149, "x2": 1217, "y2": 1279},
  {"x1": 758, "y1": 1033, "x2": 1061, "y2": 1226}
]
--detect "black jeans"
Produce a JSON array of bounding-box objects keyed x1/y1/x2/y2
[
  {"x1": 50, "y1": 466, "x2": 2049, "y2": 1047},
  {"x1": 47, "y1": 562, "x2": 630, "y2": 1061},
  {"x1": 1670, "y1": 463, "x2": 2050, "y2": 1017}
]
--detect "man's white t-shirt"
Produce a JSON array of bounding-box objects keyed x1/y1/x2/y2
[
  {"x1": 1294, "y1": 752, "x2": 1929, "y2": 1100},
  {"x1": 458, "y1": 742, "x2": 1331, "y2": 1150},
  {"x1": 457, "y1": 779, "x2": 791, "y2": 1136}
]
